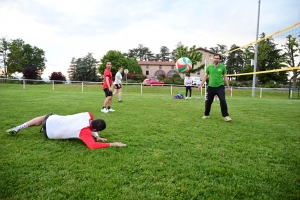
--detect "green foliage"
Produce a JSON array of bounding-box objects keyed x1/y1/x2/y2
[
  {"x1": 0, "y1": 37, "x2": 10, "y2": 77},
  {"x1": 6, "y1": 38, "x2": 46, "y2": 75},
  {"x1": 99, "y1": 50, "x2": 142, "y2": 76},
  {"x1": 126, "y1": 73, "x2": 146, "y2": 82},
  {"x1": 0, "y1": 85, "x2": 299, "y2": 199},
  {"x1": 68, "y1": 53, "x2": 100, "y2": 82},
  {"x1": 257, "y1": 33, "x2": 286, "y2": 84}
]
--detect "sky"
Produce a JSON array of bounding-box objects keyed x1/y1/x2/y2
[{"x1": 0, "y1": 0, "x2": 299, "y2": 78}]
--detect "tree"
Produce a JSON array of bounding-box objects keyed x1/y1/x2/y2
[
  {"x1": 0, "y1": 37, "x2": 10, "y2": 77},
  {"x1": 282, "y1": 34, "x2": 300, "y2": 88},
  {"x1": 99, "y1": 50, "x2": 142, "y2": 76},
  {"x1": 159, "y1": 46, "x2": 170, "y2": 61},
  {"x1": 175, "y1": 45, "x2": 204, "y2": 74},
  {"x1": 49, "y1": 72, "x2": 66, "y2": 83},
  {"x1": 257, "y1": 33, "x2": 286, "y2": 84},
  {"x1": 209, "y1": 44, "x2": 228, "y2": 63},
  {"x1": 226, "y1": 44, "x2": 244, "y2": 79},
  {"x1": 68, "y1": 53, "x2": 100, "y2": 81},
  {"x1": 23, "y1": 66, "x2": 39, "y2": 80},
  {"x1": 6, "y1": 38, "x2": 46, "y2": 76}
]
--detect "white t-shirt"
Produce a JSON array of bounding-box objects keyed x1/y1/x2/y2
[
  {"x1": 185, "y1": 78, "x2": 193, "y2": 86},
  {"x1": 114, "y1": 71, "x2": 122, "y2": 84},
  {"x1": 46, "y1": 112, "x2": 99, "y2": 139}
]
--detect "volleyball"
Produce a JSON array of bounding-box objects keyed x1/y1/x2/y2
[{"x1": 175, "y1": 57, "x2": 192, "y2": 73}]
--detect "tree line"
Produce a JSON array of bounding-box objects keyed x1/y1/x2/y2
[{"x1": 1, "y1": 33, "x2": 299, "y2": 87}]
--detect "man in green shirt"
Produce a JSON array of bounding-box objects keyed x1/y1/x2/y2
[{"x1": 198, "y1": 54, "x2": 232, "y2": 122}]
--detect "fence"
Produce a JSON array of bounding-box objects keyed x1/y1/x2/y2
[{"x1": 0, "y1": 78, "x2": 298, "y2": 99}]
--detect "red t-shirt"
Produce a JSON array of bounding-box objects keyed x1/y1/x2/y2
[{"x1": 102, "y1": 69, "x2": 112, "y2": 89}]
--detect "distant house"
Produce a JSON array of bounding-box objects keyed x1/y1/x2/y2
[{"x1": 138, "y1": 47, "x2": 216, "y2": 79}]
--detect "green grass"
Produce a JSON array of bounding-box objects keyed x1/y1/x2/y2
[{"x1": 0, "y1": 84, "x2": 299, "y2": 200}]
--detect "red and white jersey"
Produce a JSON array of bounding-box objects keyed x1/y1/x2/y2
[
  {"x1": 46, "y1": 112, "x2": 94, "y2": 139},
  {"x1": 45, "y1": 112, "x2": 110, "y2": 149}
]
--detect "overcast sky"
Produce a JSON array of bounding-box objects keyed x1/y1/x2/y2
[{"x1": 0, "y1": 0, "x2": 299, "y2": 78}]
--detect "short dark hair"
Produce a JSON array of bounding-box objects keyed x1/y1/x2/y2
[
  {"x1": 106, "y1": 60, "x2": 111, "y2": 65},
  {"x1": 91, "y1": 119, "x2": 106, "y2": 131},
  {"x1": 214, "y1": 54, "x2": 222, "y2": 60}
]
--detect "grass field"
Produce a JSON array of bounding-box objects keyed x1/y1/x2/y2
[{"x1": 0, "y1": 84, "x2": 299, "y2": 200}]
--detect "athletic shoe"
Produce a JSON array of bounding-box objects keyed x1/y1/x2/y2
[
  {"x1": 101, "y1": 108, "x2": 108, "y2": 113},
  {"x1": 224, "y1": 116, "x2": 232, "y2": 122},
  {"x1": 118, "y1": 100, "x2": 123, "y2": 102},
  {"x1": 108, "y1": 108, "x2": 115, "y2": 112},
  {"x1": 6, "y1": 126, "x2": 20, "y2": 135},
  {"x1": 202, "y1": 116, "x2": 209, "y2": 119},
  {"x1": 189, "y1": 97, "x2": 191, "y2": 99}
]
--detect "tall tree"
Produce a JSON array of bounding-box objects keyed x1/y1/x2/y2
[
  {"x1": 257, "y1": 33, "x2": 286, "y2": 84},
  {"x1": 226, "y1": 44, "x2": 244, "y2": 78},
  {"x1": 6, "y1": 38, "x2": 46, "y2": 76},
  {"x1": 99, "y1": 50, "x2": 142, "y2": 76},
  {"x1": 159, "y1": 46, "x2": 170, "y2": 61},
  {"x1": 282, "y1": 34, "x2": 300, "y2": 88},
  {"x1": 68, "y1": 53, "x2": 100, "y2": 81},
  {"x1": 209, "y1": 44, "x2": 227, "y2": 63},
  {"x1": 0, "y1": 37, "x2": 10, "y2": 77}
]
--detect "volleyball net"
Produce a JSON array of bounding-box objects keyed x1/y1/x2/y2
[{"x1": 220, "y1": 22, "x2": 300, "y2": 85}]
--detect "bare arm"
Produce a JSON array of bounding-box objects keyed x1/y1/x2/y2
[
  {"x1": 198, "y1": 74, "x2": 208, "y2": 90},
  {"x1": 223, "y1": 74, "x2": 232, "y2": 93},
  {"x1": 105, "y1": 76, "x2": 111, "y2": 91}
]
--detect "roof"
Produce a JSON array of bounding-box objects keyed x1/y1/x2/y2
[
  {"x1": 138, "y1": 61, "x2": 175, "y2": 65},
  {"x1": 196, "y1": 47, "x2": 216, "y2": 54}
]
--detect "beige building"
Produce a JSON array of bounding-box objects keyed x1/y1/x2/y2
[{"x1": 138, "y1": 47, "x2": 215, "y2": 79}]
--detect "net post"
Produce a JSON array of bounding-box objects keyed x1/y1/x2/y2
[
  {"x1": 23, "y1": 79, "x2": 25, "y2": 89},
  {"x1": 82, "y1": 82, "x2": 83, "y2": 92},
  {"x1": 260, "y1": 88, "x2": 262, "y2": 98}
]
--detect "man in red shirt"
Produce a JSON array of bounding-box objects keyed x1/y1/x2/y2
[{"x1": 101, "y1": 61, "x2": 115, "y2": 113}]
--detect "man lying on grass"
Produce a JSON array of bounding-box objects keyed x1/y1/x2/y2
[{"x1": 6, "y1": 112, "x2": 126, "y2": 149}]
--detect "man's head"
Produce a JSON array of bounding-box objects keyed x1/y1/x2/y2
[
  {"x1": 91, "y1": 119, "x2": 106, "y2": 131},
  {"x1": 106, "y1": 61, "x2": 112, "y2": 70},
  {"x1": 213, "y1": 54, "x2": 221, "y2": 65}
]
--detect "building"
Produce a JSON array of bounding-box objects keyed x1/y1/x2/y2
[{"x1": 138, "y1": 47, "x2": 216, "y2": 79}]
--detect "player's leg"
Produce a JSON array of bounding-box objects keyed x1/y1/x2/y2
[
  {"x1": 203, "y1": 87, "x2": 215, "y2": 118},
  {"x1": 216, "y1": 86, "x2": 230, "y2": 118},
  {"x1": 6, "y1": 115, "x2": 46, "y2": 135},
  {"x1": 118, "y1": 86, "x2": 122, "y2": 102}
]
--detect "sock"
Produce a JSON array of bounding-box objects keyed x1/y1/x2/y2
[
  {"x1": 102, "y1": 106, "x2": 106, "y2": 109},
  {"x1": 108, "y1": 106, "x2": 111, "y2": 109},
  {"x1": 17, "y1": 123, "x2": 28, "y2": 130}
]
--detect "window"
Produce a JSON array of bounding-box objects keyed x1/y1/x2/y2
[
  {"x1": 171, "y1": 65, "x2": 174, "y2": 69},
  {"x1": 146, "y1": 65, "x2": 149, "y2": 69},
  {"x1": 167, "y1": 70, "x2": 177, "y2": 77},
  {"x1": 159, "y1": 65, "x2": 162, "y2": 69},
  {"x1": 155, "y1": 70, "x2": 165, "y2": 77},
  {"x1": 146, "y1": 70, "x2": 149, "y2": 75}
]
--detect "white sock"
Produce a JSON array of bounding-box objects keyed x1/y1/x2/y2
[{"x1": 17, "y1": 123, "x2": 28, "y2": 130}]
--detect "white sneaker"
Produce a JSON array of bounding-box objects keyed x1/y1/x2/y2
[
  {"x1": 108, "y1": 108, "x2": 115, "y2": 112},
  {"x1": 101, "y1": 108, "x2": 108, "y2": 113},
  {"x1": 6, "y1": 126, "x2": 20, "y2": 135},
  {"x1": 189, "y1": 97, "x2": 191, "y2": 99},
  {"x1": 202, "y1": 116, "x2": 209, "y2": 119},
  {"x1": 224, "y1": 116, "x2": 232, "y2": 122}
]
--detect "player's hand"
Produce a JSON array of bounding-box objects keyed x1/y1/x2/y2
[
  {"x1": 228, "y1": 87, "x2": 232, "y2": 93},
  {"x1": 198, "y1": 85, "x2": 202, "y2": 90},
  {"x1": 111, "y1": 142, "x2": 126, "y2": 147},
  {"x1": 96, "y1": 137, "x2": 107, "y2": 142}
]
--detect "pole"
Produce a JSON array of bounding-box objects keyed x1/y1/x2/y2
[{"x1": 252, "y1": 0, "x2": 261, "y2": 97}]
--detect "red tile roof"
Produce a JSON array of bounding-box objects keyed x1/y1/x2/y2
[{"x1": 138, "y1": 61, "x2": 175, "y2": 65}]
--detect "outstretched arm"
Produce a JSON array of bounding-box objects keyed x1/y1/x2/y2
[{"x1": 79, "y1": 129, "x2": 126, "y2": 149}]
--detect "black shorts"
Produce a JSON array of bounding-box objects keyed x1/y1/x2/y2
[
  {"x1": 41, "y1": 114, "x2": 53, "y2": 138},
  {"x1": 114, "y1": 84, "x2": 122, "y2": 89},
  {"x1": 103, "y1": 88, "x2": 113, "y2": 97}
]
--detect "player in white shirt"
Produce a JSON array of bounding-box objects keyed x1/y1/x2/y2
[
  {"x1": 113, "y1": 67, "x2": 123, "y2": 102},
  {"x1": 184, "y1": 74, "x2": 193, "y2": 99},
  {"x1": 6, "y1": 112, "x2": 126, "y2": 149}
]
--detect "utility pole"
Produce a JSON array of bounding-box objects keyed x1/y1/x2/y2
[{"x1": 252, "y1": 0, "x2": 261, "y2": 97}]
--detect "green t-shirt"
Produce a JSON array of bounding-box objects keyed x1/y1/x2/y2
[{"x1": 206, "y1": 64, "x2": 227, "y2": 87}]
